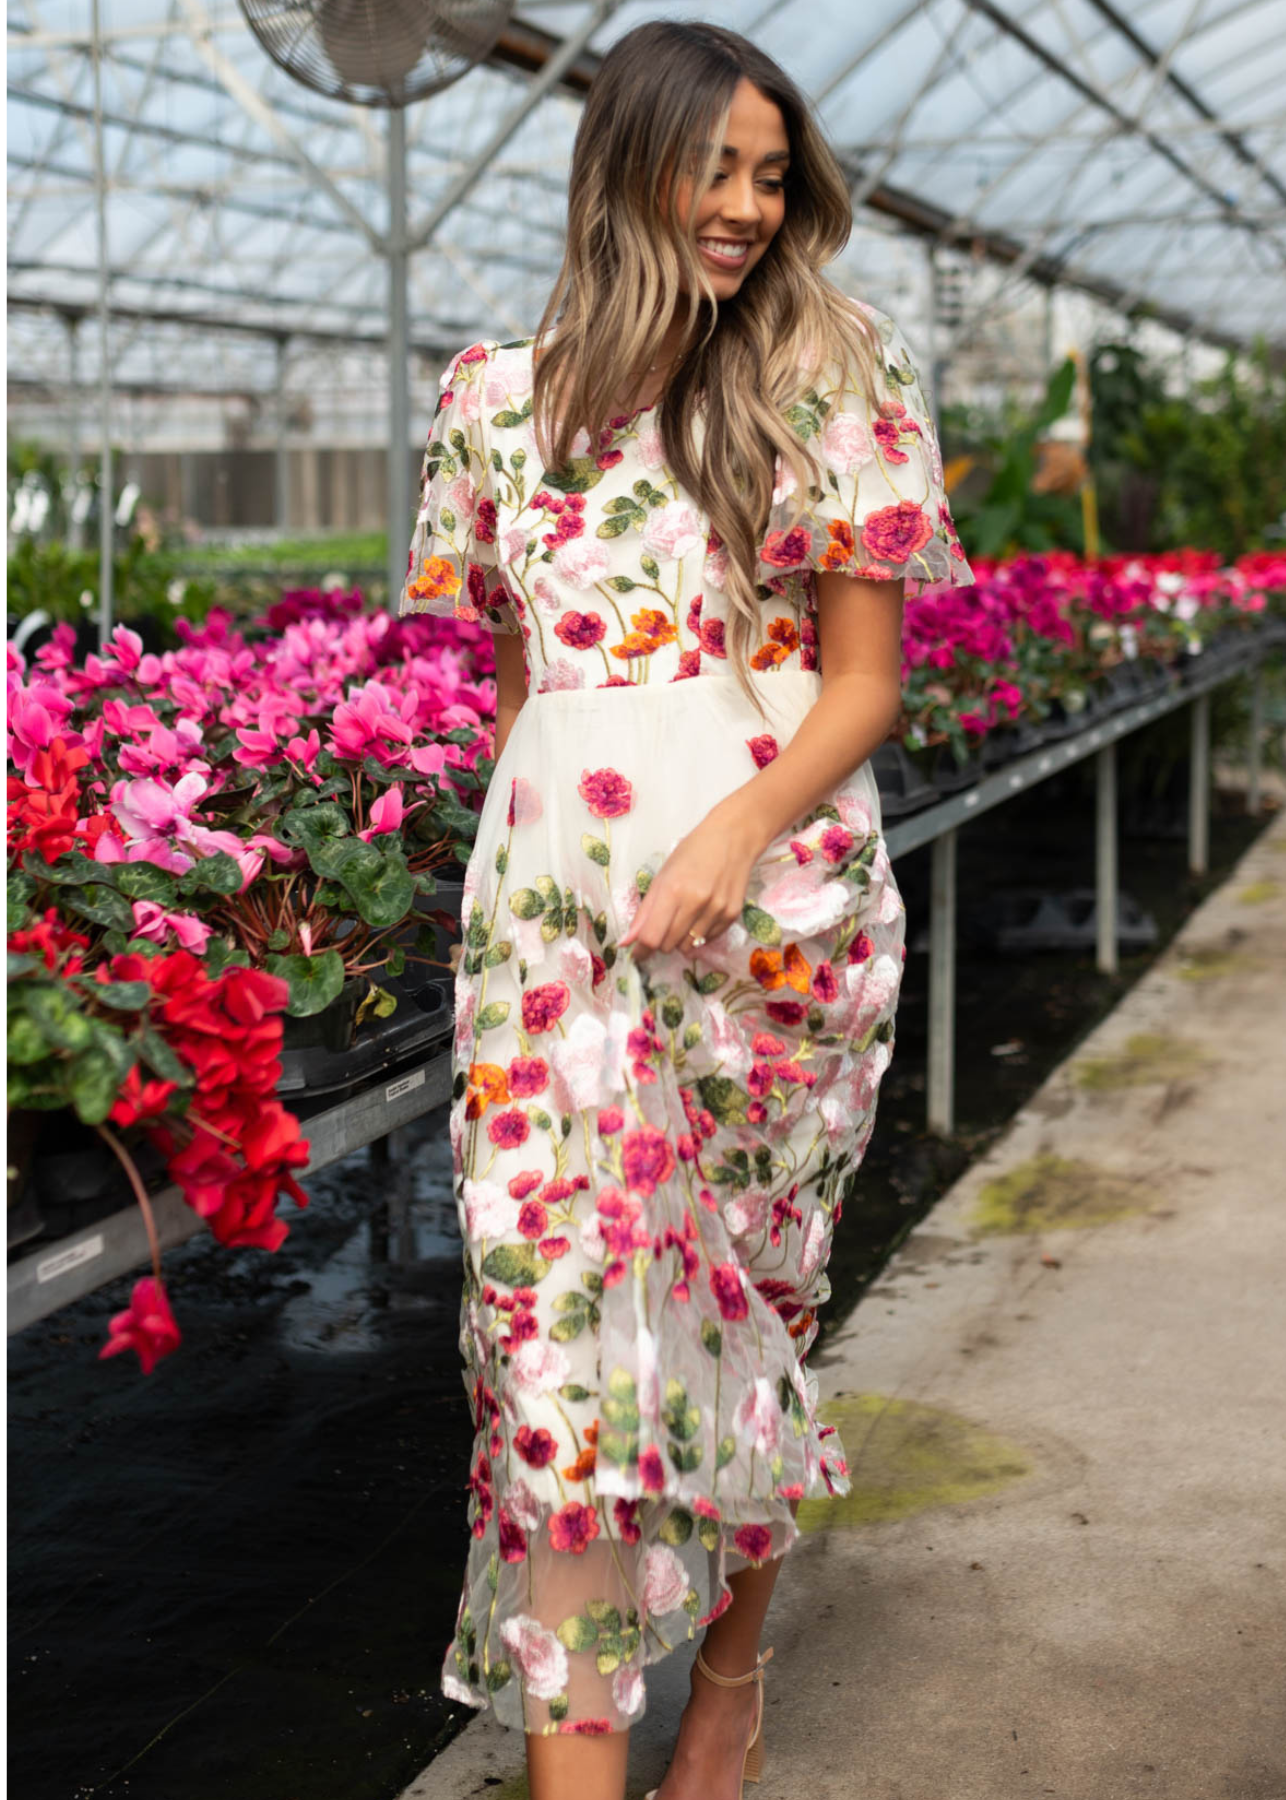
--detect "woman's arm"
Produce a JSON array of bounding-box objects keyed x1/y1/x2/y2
[
  {"x1": 619, "y1": 573, "x2": 904, "y2": 957},
  {"x1": 491, "y1": 631, "x2": 528, "y2": 762}
]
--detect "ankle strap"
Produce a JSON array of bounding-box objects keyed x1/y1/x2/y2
[{"x1": 695, "y1": 1644, "x2": 774, "y2": 1687}]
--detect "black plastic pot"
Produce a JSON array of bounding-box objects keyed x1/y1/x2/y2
[
  {"x1": 870, "y1": 742, "x2": 938, "y2": 817},
  {"x1": 276, "y1": 985, "x2": 453, "y2": 1102}
]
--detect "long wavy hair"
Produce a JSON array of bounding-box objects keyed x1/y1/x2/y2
[{"x1": 531, "y1": 19, "x2": 885, "y2": 710}]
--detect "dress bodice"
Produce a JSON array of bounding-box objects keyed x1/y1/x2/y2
[{"x1": 400, "y1": 307, "x2": 974, "y2": 692}]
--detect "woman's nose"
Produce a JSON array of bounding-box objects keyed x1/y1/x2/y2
[{"x1": 717, "y1": 172, "x2": 762, "y2": 226}]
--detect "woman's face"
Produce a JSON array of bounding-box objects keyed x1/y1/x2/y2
[{"x1": 671, "y1": 77, "x2": 790, "y2": 300}]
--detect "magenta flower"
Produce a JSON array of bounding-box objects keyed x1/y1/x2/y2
[
  {"x1": 746, "y1": 734, "x2": 779, "y2": 769},
  {"x1": 357, "y1": 785, "x2": 405, "y2": 842},
  {"x1": 517, "y1": 1201, "x2": 548, "y2": 1240},
  {"x1": 555, "y1": 611, "x2": 607, "y2": 650},
  {"x1": 487, "y1": 1108, "x2": 531, "y2": 1149},
  {"x1": 130, "y1": 899, "x2": 212, "y2": 952},
  {"x1": 732, "y1": 1523, "x2": 774, "y2": 1563},
  {"x1": 513, "y1": 1425, "x2": 558, "y2": 1468},
  {"x1": 638, "y1": 1446, "x2": 666, "y2": 1493},
  {"x1": 860, "y1": 500, "x2": 933, "y2": 565},
  {"x1": 328, "y1": 678, "x2": 416, "y2": 766},
  {"x1": 497, "y1": 1508, "x2": 528, "y2": 1563},
  {"x1": 507, "y1": 1056, "x2": 549, "y2": 1097}
]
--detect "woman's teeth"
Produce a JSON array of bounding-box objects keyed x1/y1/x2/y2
[{"x1": 697, "y1": 238, "x2": 750, "y2": 265}]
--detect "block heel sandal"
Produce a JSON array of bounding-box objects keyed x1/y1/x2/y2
[{"x1": 644, "y1": 1644, "x2": 773, "y2": 1800}]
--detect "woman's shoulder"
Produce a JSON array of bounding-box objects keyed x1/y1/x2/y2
[{"x1": 440, "y1": 334, "x2": 538, "y2": 385}]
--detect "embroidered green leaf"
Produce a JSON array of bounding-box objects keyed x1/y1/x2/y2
[
  {"x1": 480, "y1": 1242, "x2": 547, "y2": 1287},
  {"x1": 483, "y1": 940, "x2": 512, "y2": 966},
  {"x1": 485, "y1": 1659, "x2": 512, "y2": 1690},
  {"x1": 553, "y1": 1290, "x2": 588, "y2": 1313},
  {"x1": 549, "y1": 1313, "x2": 587, "y2": 1342},
  {"x1": 555, "y1": 1612, "x2": 599, "y2": 1651},
  {"x1": 640, "y1": 554, "x2": 661, "y2": 581},
  {"x1": 548, "y1": 1693, "x2": 570, "y2": 1721},
  {"x1": 658, "y1": 1506, "x2": 694, "y2": 1546},
  {"x1": 700, "y1": 1319, "x2": 723, "y2": 1358},
  {"x1": 595, "y1": 1647, "x2": 622, "y2": 1675},
  {"x1": 605, "y1": 575, "x2": 637, "y2": 591},
  {"x1": 542, "y1": 457, "x2": 606, "y2": 495},
  {"x1": 716, "y1": 1435, "x2": 737, "y2": 1469},
  {"x1": 596, "y1": 515, "x2": 633, "y2": 539},
  {"x1": 695, "y1": 1074, "x2": 748, "y2": 1126},
  {"x1": 586, "y1": 1600, "x2": 621, "y2": 1630},
  {"x1": 559, "y1": 1383, "x2": 592, "y2": 1403},
  {"x1": 740, "y1": 903, "x2": 782, "y2": 945},
  {"x1": 697, "y1": 1514, "x2": 721, "y2": 1552},
  {"x1": 668, "y1": 1441, "x2": 703, "y2": 1472},
  {"x1": 474, "y1": 1000, "x2": 510, "y2": 1031},
  {"x1": 581, "y1": 834, "x2": 610, "y2": 867},
  {"x1": 509, "y1": 886, "x2": 546, "y2": 919},
  {"x1": 786, "y1": 403, "x2": 820, "y2": 440}
]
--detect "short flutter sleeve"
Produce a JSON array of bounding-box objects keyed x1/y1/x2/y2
[
  {"x1": 756, "y1": 303, "x2": 974, "y2": 598},
  {"x1": 399, "y1": 341, "x2": 521, "y2": 634}
]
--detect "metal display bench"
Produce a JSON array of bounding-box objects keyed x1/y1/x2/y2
[{"x1": 8, "y1": 630, "x2": 1282, "y2": 1335}]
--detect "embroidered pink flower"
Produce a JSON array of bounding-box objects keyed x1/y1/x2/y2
[
  {"x1": 638, "y1": 1445, "x2": 666, "y2": 1492},
  {"x1": 578, "y1": 766, "x2": 633, "y2": 818},
  {"x1": 820, "y1": 410, "x2": 874, "y2": 474},
  {"x1": 552, "y1": 540, "x2": 611, "y2": 589},
  {"x1": 746, "y1": 734, "x2": 779, "y2": 769},
  {"x1": 733, "y1": 1523, "x2": 774, "y2": 1563},
  {"x1": 508, "y1": 1055, "x2": 549, "y2": 1097},
  {"x1": 555, "y1": 611, "x2": 606, "y2": 650},
  {"x1": 506, "y1": 776, "x2": 544, "y2": 826},
  {"x1": 759, "y1": 526, "x2": 811, "y2": 569},
  {"x1": 514, "y1": 1425, "x2": 558, "y2": 1467},
  {"x1": 710, "y1": 1261, "x2": 749, "y2": 1321},
  {"x1": 499, "y1": 1614, "x2": 568, "y2": 1701},
  {"x1": 860, "y1": 500, "x2": 933, "y2": 565},
  {"x1": 620, "y1": 1126, "x2": 676, "y2": 1196},
  {"x1": 597, "y1": 1106, "x2": 624, "y2": 1136},
  {"x1": 498, "y1": 1508, "x2": 528, "y2": 1563},
  {"x1": 517, "y1": 1199, "x2": 547, "y2": 1239},
  {"x1": 548, "y1": 1500, "x2": 600, "y2": 1554},
  {"x1": 641, "y1": 499, "x2": 704, "y2": 562},
  {"x1": 643, "y1": 1543, "x2": 689, "y2": 1615},
  {"x1": 614, "y1": 1497, "x2": 642, "y2": 1543},
  {"x1": 521, "y1": 982, "x2": 570, "y2": 1034},
  {"x1": 487, "y1": 1108, "x2": 531, "y2": 1149}
]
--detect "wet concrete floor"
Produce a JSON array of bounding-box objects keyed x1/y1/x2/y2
[{"x1": 7, "y1": 749, "x2": 1277, "y2": 1800}]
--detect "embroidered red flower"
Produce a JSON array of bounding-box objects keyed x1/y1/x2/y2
[
  {"x1": 578, "y1": 767, "x2": 634, "y2": 818},
  {"x1": 548, "y1": 1500, "x2": 600, "y2": 1553},
  {"x1": 521, "y1": 982, "x2": 570, "y2": 1034}
]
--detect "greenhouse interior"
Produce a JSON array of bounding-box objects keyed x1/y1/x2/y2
[{"x1": 8, "y1": 2, "x2": 1286, "y2": 1797}]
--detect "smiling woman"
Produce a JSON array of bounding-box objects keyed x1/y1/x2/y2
[{"x1": 398, "y1": 17, "x2": 973, "y2": 1800}]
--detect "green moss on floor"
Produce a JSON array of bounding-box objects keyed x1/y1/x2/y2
[
  {"x1": 1176, "y1": 945, "x2": 1264, "y2": 982},
  {"x1": 968, "y1": 1153, "x2": 1157, "y2": 1235},
  {"x1": 1235, "y1": 879, "x2": 1281, "y2": 904},
  {"x1": 796, "y1": 1393, "x2": 1033, "y2": 1532},
  {"x1": 1072, "y1": 1030, "x2": 1211, "y2": 1090}
]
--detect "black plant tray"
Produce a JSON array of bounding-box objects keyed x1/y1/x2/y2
[
  {"x1": 870, "y1": 743, "x2": 938, "y2": 817},
  {"x1": 276, "y1": 984, "x2": 452, "y2": 1102},
  {"x1": 969, "y1": 885, "x2": 1158, "y2": 955}
]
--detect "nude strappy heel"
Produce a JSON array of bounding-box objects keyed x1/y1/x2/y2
[{"x1": 644, "y1": 1644, "x2": 774, "y2": 1799}]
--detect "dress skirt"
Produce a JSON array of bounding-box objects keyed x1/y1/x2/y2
[{"x1": 440, "y1": 665, "x2": 907, "y2": 1734}]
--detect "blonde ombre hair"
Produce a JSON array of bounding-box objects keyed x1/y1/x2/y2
[{"x1": 531, "y1": 18, "x2": 885, "y2": 711}]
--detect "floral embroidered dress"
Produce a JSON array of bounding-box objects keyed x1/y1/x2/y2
[{"x1": 400, "y1": 302, "x2": 974, "y2": 1734}]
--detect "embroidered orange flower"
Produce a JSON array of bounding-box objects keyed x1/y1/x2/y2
[
  {"x1": 465, "y1": 1061, "x2": 510, "y2": 1119},
  {"x1": 609, "y1": 607, "x2": 677, "y2": 660},
  {"x1": 562, "y1": 1420, "x2": 599, "y2": 1482},
  {"x1": 750, "y1": 616, "x2": 800, "y2": 670},
  {"x1": 409, "y1": 554, "x2": 461, "y2": 602},
  {"x1": 749, "y1": 942, "x2": 812, "y2": 994},
  {"x1": 818, "y1": 519, "x2": 856, "y2": 570}
]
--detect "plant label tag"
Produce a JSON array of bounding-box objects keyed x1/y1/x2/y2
[
  {"x1": 386, "y1": 1069, "x2": 426, "y2": 1104},
  {"x1": 38, "y1": 1234, "x2": 105, "y2": 1284}
]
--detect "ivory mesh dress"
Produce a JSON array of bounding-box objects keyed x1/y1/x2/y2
[{"x1": 399, "y1": 301, "x2": 974, "y2": 1734}]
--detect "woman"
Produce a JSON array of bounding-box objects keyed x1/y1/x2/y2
[{"x1": 400, "y1": 19, "x2": 973, "y2": 1800}]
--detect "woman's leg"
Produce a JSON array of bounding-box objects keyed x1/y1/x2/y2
[
  {"x1": 527, "y1": 1727, "x2": 630, "y2": 1800},
  {"x1": 653, "y1": 1504, "x2": 797, "y2": 1800}
]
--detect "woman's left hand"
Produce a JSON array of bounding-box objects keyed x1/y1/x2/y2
[{"x1": 618, "y1": 804, "x2": 761, "y2": 958}]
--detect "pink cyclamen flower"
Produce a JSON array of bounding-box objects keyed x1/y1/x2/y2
[
  {"x1": 357, "y1": 785, "x2": 405, "y2": 841},
  {"x1": 97, "y1": 1276, "x2": 181, "y2": 1375},
  {"x1": 129, "y1": 900, "x2": 212, "y2": 953}
]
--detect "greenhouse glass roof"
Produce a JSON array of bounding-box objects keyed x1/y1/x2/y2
[{"x1": 8, "y1": 0, "x2": 1286, "y2": 406}]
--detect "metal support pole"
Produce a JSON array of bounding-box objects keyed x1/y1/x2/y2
[
  {"x1": 90, "y1": 0, "x2": 113, "y2": 644},
  {"x1": 386, "y1": 106, "x2": 409, "y2": 612},
  {"x1": 65, "y1": 313, "x2": 83, "y2": 551},
  {"x1": 1247, "y1": 661, "x2": 1263, "y2": 817},
  {"x1": 274, "y1": 334, "x2": 290, "y2": 533},
  {"x1": 1189, "y1": 692, "x2": 1210, "y2": 876},
  {"x1": 927, "y1": 827, "x2": 957, "y2": 1137},
  {"x1": 1095, "y1": 740, "x2": 1118, "y2": 974}
]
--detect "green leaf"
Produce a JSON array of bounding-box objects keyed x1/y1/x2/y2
[
  {"x1": 475, "y1": 1000, "x2": 510, "y2": 1031},
  {"x1": 485, "y1": 1660, "x2": 513, "y2": 1691},
  {"x1": 716, "y1": 1435, "x2": 737, "y2": 1469},
  {"x1": 549, "y1": 1313, "x2": 587, "y2": 1343},
  {"x1": 595, "y1": 1647, "x2": 622, "y2": 1675},
  {"x1": 559, "y1": 1383, "x2": 592, "y2": 1403},
  {"x1": 8, "y1": 1012, "x2": 51, "y2": 1066},
  {"x1": 481, "y1": 1242, "x2": 548, "y2": 1287},
  {"x1": 740, "y1": 903, "x2": 782, "y2": 945},
  {"x1": 312, "y1": 838, "x2": 416, "y2": 929},
  {"x1": 604, "y1": 575, "x2": 637, "y2": 592},
  {"x1": 21, "y1": 848, "x2": 107, "y2": 888},
  {"x1": 25, "y1": 984, "x2": 95, "y2": 1053},
  {"x1": 62, "y1": 884, "x2": 134, "y2": 930},
  {"x1": 581, "y1": 834, "x2": 610, "y2": 867},
  {"x1": 548, "y1": 1693, "x2": 569, "y2": 1723},
  {"x1": 596, "y1": 515, "x2": 633, "y2": 539},
  {"x1": 177, "y1": 851, "x2": 242, "y2": 896},
  {"x1": 697, "y1": 969, "x2": 728, "y2": 995},
  {"x1": 697, "y1": 1514, "x2": 721, "y2": 1552},
  {"x1": 640, "y1": 555, "x2": 660, "y2": 582},
  {"x1": 69, "y1": 1043, "x2": 135, "y2": 1124},
  {"x1": 264, "y1": 949, "x2": 346, "y2": 1018},
  {"x1": 278, "y1": 802, "x2": 351, "y2": 852},
  {"x1": 668, "y1": 1441, "x2": 703, "y2": 1472},
  {"x1": 203, "y1": 937, "x2": 249, "y2": 979},
  {"x1": 483, "y1": 940, "x2": 512, "y2": 967},
  {"x1": 91, "y1": 980, "x2": 152, "y2": 1011},
  {"x1": 786, "y1": 403, "x2": 819, "y2": 440},
  {"x1": 555, "y1": 1613, "x2": 599, "y2": 1652},
  {"x1": 700, "y1": 1319, "x2": 722, "y2": 1357},
  {"x1": 112, "y1": 862, "x2": 178, "y2": 905},
  {"x1": 139, "y1": 1026, "x2": 191, "y2": 1086}
]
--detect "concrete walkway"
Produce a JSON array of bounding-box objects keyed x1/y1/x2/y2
[{"x1": 408, "y1": 801, "x2": 1286, "y2": 1800}]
